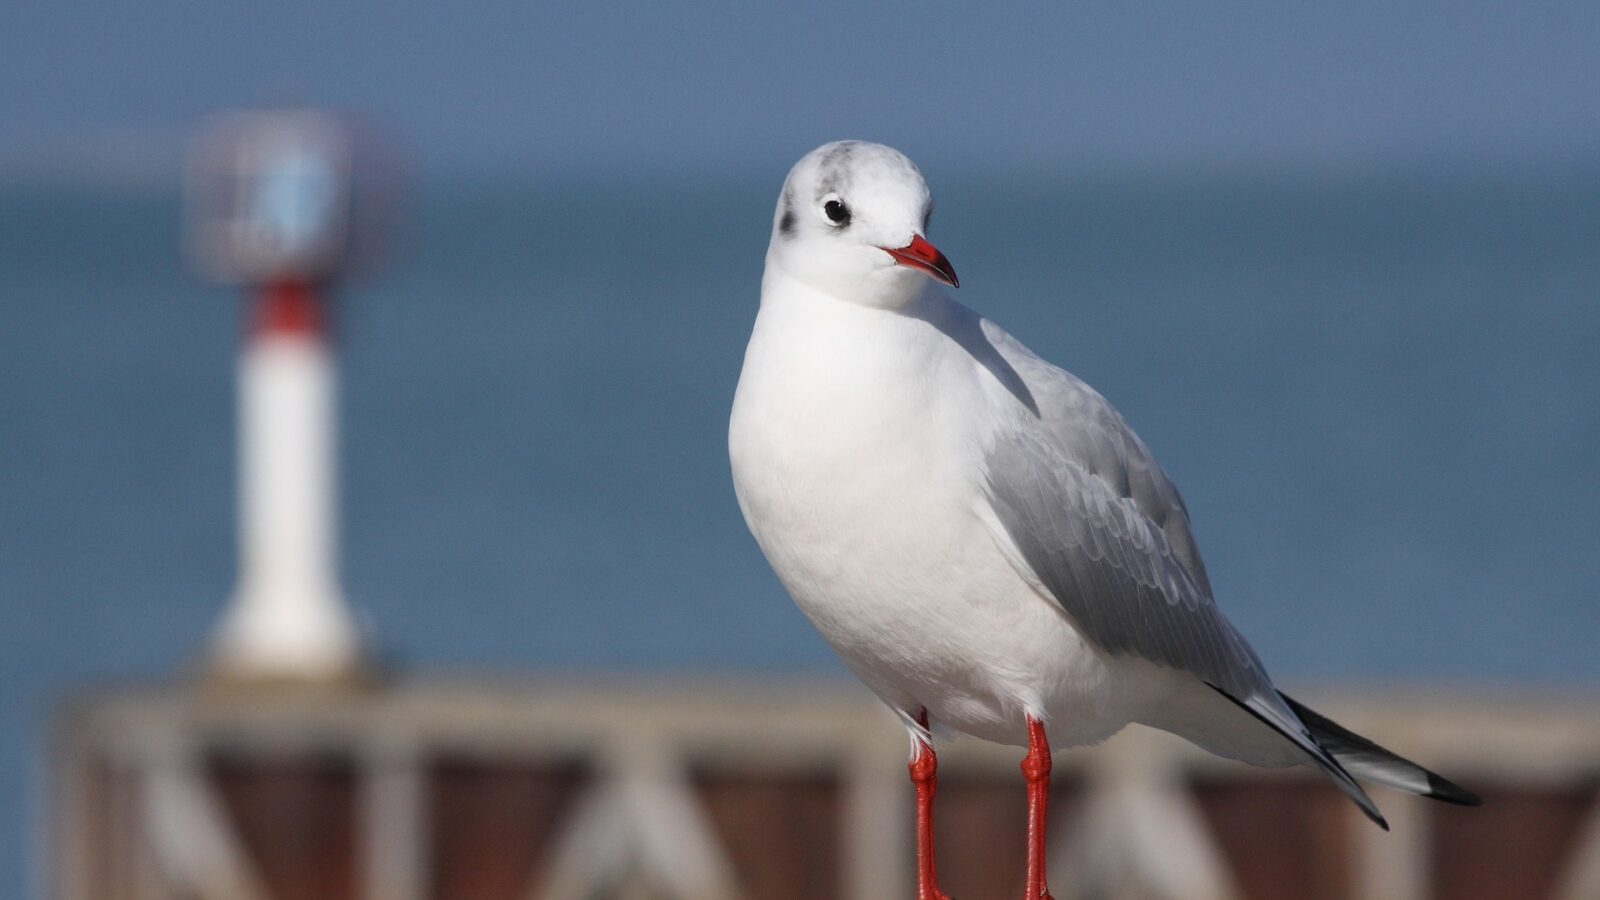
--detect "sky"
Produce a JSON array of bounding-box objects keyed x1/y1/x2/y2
[{"x1": 1, "y1": 2, "x2": 1597, "y2": 184}]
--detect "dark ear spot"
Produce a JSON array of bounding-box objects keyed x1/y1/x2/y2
[{"x1": 777, "y1": 186, "x2": 798, "y2": 236}]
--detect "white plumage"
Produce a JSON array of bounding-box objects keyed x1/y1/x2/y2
[{"x1": 729, "y1": 143, "x2": 1476, "y2": 889}]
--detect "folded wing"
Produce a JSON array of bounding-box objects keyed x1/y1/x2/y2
[{"x1": 976, "y1": 327, "x2": 1389, "y2": 825}]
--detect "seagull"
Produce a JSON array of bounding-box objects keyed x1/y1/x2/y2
[{"x1": 728, "y1": 141, "x2": 1479, "y2": 899}]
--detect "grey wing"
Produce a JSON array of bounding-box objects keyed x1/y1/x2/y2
[
  {"x1": 971, "y1": 322, "x2": 1258, "y2": 696},
  {"x1": 977, "y1": 342, "x2": 1386, "y2": 826},
  {"x1": 982, "y1": 420, "x2": 1268, "y2": 701}
]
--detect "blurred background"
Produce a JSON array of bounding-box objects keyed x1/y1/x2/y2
[{"x1": 3, "y1": 3, "x2": 1598, "y2": 899}]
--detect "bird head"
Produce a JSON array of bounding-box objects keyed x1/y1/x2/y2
[{"x1": 765, "y1": 141, "x2": 957, "y2": 308}]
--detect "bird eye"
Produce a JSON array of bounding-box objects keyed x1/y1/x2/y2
[{"x1": 823, "y1": 199, "x2": 851, "y2": 226}]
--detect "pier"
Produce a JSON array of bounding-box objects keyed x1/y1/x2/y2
[{"x1": 50, "y1": 680, "x2": 1600, "y2": 899}]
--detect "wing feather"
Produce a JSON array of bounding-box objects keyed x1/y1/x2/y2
[
  {"x1": 973, "y1": 320, "x2": 1384, "y2": 823},
  {"x1": 984, "y1": 424, "x2": 1267, "y2": 698},
  {"x1": 972, "y1": 319, "x2": 1265, "y2": 701}
]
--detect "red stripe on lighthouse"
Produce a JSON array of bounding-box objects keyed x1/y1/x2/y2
[{"x1": 253, "y1": 280, "x2": 324, "y2": 337}]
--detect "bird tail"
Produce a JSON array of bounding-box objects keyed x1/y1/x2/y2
[{"x1": 1279, "y1": 692, "x2": 1483, "y2": 808}]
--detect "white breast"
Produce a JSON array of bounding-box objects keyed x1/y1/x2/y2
[{"x1": 729, "y1": 278, "x2": 1135, "y2": 748}]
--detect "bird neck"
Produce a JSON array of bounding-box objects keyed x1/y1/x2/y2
[{"x1": 760, "y1": 257, "x2": 934, "y2": 317}]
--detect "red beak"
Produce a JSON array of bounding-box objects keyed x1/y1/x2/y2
[{"x1": 882, "y1": 234, "x2": 959, "y2": 288}]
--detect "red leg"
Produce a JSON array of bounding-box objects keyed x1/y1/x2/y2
[
  {"x1": 1021, "y1": 716, "x2": 1055, "y2": 900},
  {"x1": 909, "y1": 710, "x2": 952, "y2": 900}
]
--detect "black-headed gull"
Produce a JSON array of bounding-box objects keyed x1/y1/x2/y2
[{"x1": 728, "y1": 141, "x2": 1478, "y2": 900}]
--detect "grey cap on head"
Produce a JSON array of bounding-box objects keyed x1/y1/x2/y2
[{"x1": 774, "y1": 141, "x2": 932, "y2": 239}]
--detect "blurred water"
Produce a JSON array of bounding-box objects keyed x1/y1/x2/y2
[{"x1": 2, "y1": 168, "x2": 1598, "y2": 891}]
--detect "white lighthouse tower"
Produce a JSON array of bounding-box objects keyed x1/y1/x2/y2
[{"x1": 187, "y1": 111, "x2": 368, "y2": 682}]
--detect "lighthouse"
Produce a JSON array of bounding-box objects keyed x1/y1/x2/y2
[{"x1": 186, "y1": 111, "x2": 368, "y2": 682}]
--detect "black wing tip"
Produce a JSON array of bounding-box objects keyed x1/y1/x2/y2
[
  {"x1": 1204, "y1": 682, "x2": 1390, "y2": 829},
  {"x1": 1351, "y1": 789, "x2": 1390, "y2": 830},
  {"x1": 1278, "y1": 690, "x2": 1485, "y2": 808},
  {"x1": 1426, "y1": 772, "x2": 1484, "y2": 807}
]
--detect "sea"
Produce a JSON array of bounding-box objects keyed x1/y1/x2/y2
[{"x1": 2, "y1": 165, "x2": 1597, "y2": 892}]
